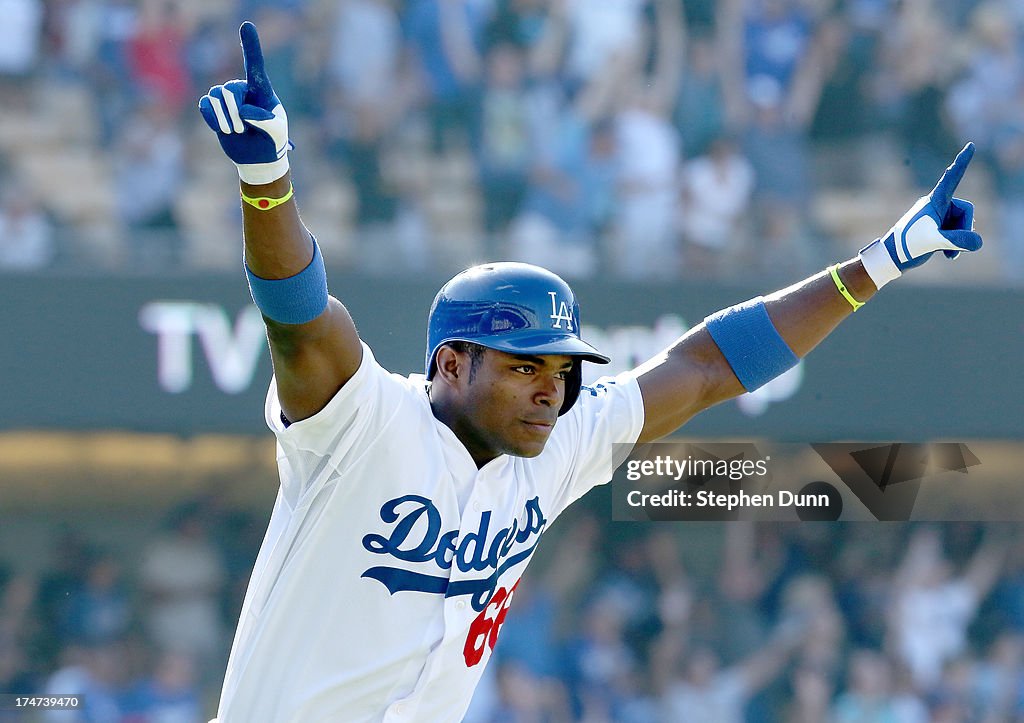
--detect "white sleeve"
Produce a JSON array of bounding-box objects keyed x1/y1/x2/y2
[
  {"x1": 545, "y1": 370, "x2": 646, "y2": 518},
  {"x1": 263, "y1": 342, "x2": 410, "y2": 506}
]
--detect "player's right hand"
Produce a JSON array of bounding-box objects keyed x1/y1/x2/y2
[
  {"x1": 198, "y1": 21, "x2": 293, "y2": 185},
  {"x1": 858, "y1": 142, "x2": 983, "y2": 289}
]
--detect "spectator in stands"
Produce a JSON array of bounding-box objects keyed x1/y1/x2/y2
[
  {"x1": 184, "y1": 16, "x2": 240, "y2": 96},
  {"x1": 873, "y1": 0, "x2": 957, "y2": 189},
  {"x1": 783, "y1": 666, "x2": 834, "y2": 723},
  {"x1": 506, "y1": 108, "x2": 616, "y2": 279},
  {"x1": 0, "y1": 0, "x2": 44, "y2": 98},
  {"x1": 993, "y1": 533, "x2": 1024, "y2": 633},
  {"x1": 112, "y1": 99, "x2": 185, "y2": 268},
  {"x1": 719, "y1": 0, "x2": 833, "y2": 278},
  {"x1": 678, "y1": 134, "x2": 755, "y2": 277},
  {"x1": 0, "y1": 574, "x2": 40, "y2": 651},
  {"x1": 322, "y1": 0, "x2": 421, "y2": 271},
  {"x1": 890, "y1": 661, "x2": 930, "y2": 723},
  {"x1": 0, "y1": 575, "x2": 43, "y2": 705},
  {"x1": 943, "y1": 4, "x2": 1024, "y2": 283},
  {"x1": 120, "y1": 650, "x2": 203, "y2": 722},
  {"x1": 660, "y1": 627, "x2": 803, "y2": 723},
  {"x1": 328, "y1": 0, "x2": 405, "y2": 116},
  {"x1": 716, "y1": 521, "x2": 773, "y2": 663},
  {"x1": 930, "y1": 655, "x2": 979, "y2": 722},
  {"x1": 476, "y1": 42, "x2": 532, "y2": 243},
  {"x1": 834, "y1": 526, "x2": 895, "y2": 649},
  {"x1": 43, "y1": 640, "x2": 127, "y2": 722},
  {"x1": 128, "y1": 0, "x2": 193, "y2": 116},
  {"x1": 779, "y1": 574, "x2": 846, "y2": 676},
  {"x1": 86, "y1": 0, "x2": 138, "y2": 145},
  {"x1": 944, "y1": 3, "x2": 1022, "y2": 152},
  {"x1": 482, "y1": 0, "x2": 550, "y2": 50},
  {"x1": 405, "y1": 0, "x2": 487, "y2": 153},
  {"x1": 0, "y1": 186, "x2": 56, "y2": 271},
  {"x1": 59, "y1": 554, "x2": 131, "y2": 645},
  {"x1": 483, "y1": 661, "x2": 573, "y2": 722},
  {"x1": 37, "y1": 529, "x2": 94, "y2": 666},
  {"x1": 560, "y1": 0, "x2": 647, "y2": 94},
  {"x1": 611, "y1": 92, "x2": 682, "y2": 279},
  {"x1": 562, "y1": 593, "x2": 641, "y2": 719},
  {"x1": 831, "y1": 649, "x2": 918, "y2": 722},
  {"x1": 608, "y1": 0, "x2": 684, "y2": 280},
  {"x1": 989, "y1": 88, "x2": 1024, "y2": 285},
  {"x1": 739, "y1": 0, "x2": 818, "y2": 101},
  {"x1": 139, "y1": 501, "x2": 226, "y2": 677},
  {"x1": 647, "y1": 529, "x2": 694, "y2": 636},
  {"x1": 41, "y1": 0, "x2": 99, "y2": 79},
  {"x1": 0, "y1": 636, "x2": 38, "y2": 715},
  {"x1": 972, "y1": 632, "x2": 1024, "y2": 720},
  {"x1": 805, "y1": 1, "x2": 879, "y2": 177},
  {"x1": 674, "y1": 32, "x2": 727, "y2": 157},
  {"x1": 887, "y1": 526, "x2": 1006, "y2": 689},
  {"x1": 590, "y1": 535, "x2": 660, "y2": 651}
]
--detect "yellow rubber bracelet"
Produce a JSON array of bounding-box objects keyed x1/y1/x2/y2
[
  {"x1": 241, "y1": 183, "x2": 294, "y2": 211},
  {"x1": 829, "y1": 264, "x2": 865, "y2": 312}
]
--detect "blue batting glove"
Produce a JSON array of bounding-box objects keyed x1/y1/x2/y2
[
  {"x1": 198, "y1": 22, "x2": 293, "y2": 184},
  {"x1": 858, "y1": 143, "x2": 983, "y2": 289}
]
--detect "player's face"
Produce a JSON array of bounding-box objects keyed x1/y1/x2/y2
[{"x1": 456, "y1": 350, "x2": 572, "y2": 464}]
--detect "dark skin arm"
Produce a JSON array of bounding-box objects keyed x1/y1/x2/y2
[
  {"x1": 241, "y1": 172, "x2": 362, "y2": 423},
  {"x1": 635, "y1": 259, "x2": 876, "y2": 443}
]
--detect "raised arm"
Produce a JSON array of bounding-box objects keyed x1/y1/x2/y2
[
  {"x1": 636, "y1": 143, "x2": 983, "y2": 442},
  {"x1": 199, "y1": 22, "x2": 361, "y2": 423}
]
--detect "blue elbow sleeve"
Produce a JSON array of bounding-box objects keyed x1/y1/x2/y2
[
  {"x1": 245, "y1": 236, "x2": 328, "y2": 325},
  {"x1": 705, "y1": 297, "x2": 799, "y2": 392}
]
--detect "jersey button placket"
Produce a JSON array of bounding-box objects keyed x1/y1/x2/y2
[{"x1": 444, "y1": 488, "x2": 484, "y2": 630}]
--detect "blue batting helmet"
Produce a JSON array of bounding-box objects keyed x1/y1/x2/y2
[{"x1": 425, "y1": 262, "x2": 610, "y2": 415}]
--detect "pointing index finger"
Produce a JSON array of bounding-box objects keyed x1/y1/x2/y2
[
  {"x1": 240, "y1": 21, "x2": 274, "y2": 106},
  {"x1": 930, "y1": 142, "x2": 975, "y2": 214}
]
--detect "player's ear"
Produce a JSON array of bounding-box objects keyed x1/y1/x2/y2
[{"x1": 434, "y1": 345, "x2": 467, "y2": 386}]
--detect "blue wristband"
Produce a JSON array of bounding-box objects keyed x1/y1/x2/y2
[
  {"x1": 704, "y1": 297, "x2": 798, "y2": 392},
  {"x1": 245, "y1": 236, "x2": 328, "y2": 325}
]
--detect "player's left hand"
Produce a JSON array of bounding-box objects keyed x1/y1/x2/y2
[{"x1": 859, "y1": 142, "x2": 983, "y2": 289}]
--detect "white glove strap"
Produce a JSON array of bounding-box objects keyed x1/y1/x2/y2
[
  {"x1": 237, "y1": 156, "x2": 290, "y2": 185},
  {"x1": 858, "y1": 238, "x2": 901, "y2": 290}
]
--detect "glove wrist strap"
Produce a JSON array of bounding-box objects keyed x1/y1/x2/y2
[
  {"x1": 237, "y1": 156, "x2": 290, "y2": 185},
  {"x1": 858, "y1": 238, "x2": 901, "y2": 290}
]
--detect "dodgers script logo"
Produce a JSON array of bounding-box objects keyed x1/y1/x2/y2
[
  {"x1": 548, "y1": 292, "x2": 574, "y2": 331},
  {"x1": 361, "y1": 495, "x2": 547, "y2": 612}
]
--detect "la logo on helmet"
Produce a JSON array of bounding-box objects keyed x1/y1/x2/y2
[{"x1": 548, "y1": 292, "x2": 574, "y2": 331}]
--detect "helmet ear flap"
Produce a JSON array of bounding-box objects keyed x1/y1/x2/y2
[{"x1": 559, "y1": 359, "x2": 583, "y2": 416}]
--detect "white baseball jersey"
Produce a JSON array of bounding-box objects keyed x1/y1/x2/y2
[{"x1": 215, "y1": 342, "x2": 645, "y2": 722}]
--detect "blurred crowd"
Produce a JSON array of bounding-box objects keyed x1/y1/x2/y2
[
  {"x1": 0, "y1": 499, "x2": 263, "y2": 721},
  {"x1": 472, "y1": 517, "x2": 1024, "y2": 723},
  {"x1": 0, "y1": 0, "x2": 1022, "y2": 282},
  {"x1": 3, "y1": 494, "x2": 1024, "y2": 721}
]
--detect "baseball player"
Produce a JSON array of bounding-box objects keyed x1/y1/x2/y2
[{"x1": 199, "y1": 22, "x2": 982, "y2": 722}]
